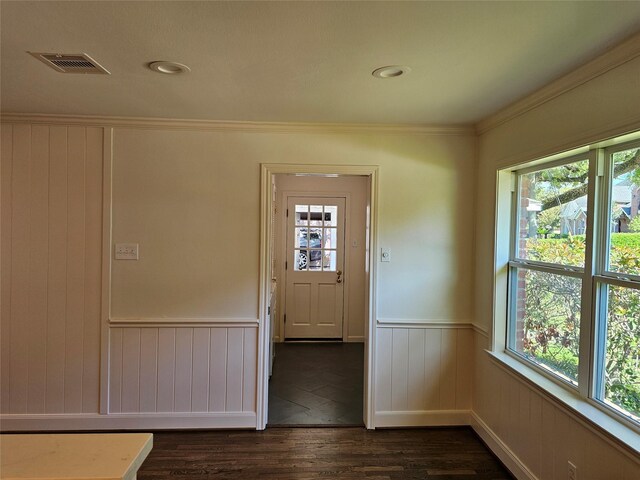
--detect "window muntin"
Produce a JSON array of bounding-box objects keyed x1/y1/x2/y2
[{"x1": 506, "y1": 140, "x2": 640, "y2": 426}]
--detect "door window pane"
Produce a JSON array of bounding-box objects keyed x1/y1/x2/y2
[
  {"x1": 295, "y1": 205, "x2": 308, "y2": 226},
  {"x1": 517, "y1": 160, "x2": 589, "y2": 267},
  {"x1": 602, "y1": 284, "x2": 640, "y2": 421},
  {"x1": 292, "y1": 203, "x2": 340, "y2": 273},
  {"x1": 294, "y1": 250, "x2": 308, "y2": 271},
  {"x1": 295, "y1": 228, "x2": 307, "y2": 249},
  {"x1": 323, "y1": 251, "x2": 337, "y2": 271},
  {"x1": 511, "y1": 268, "x2": 581, "y2": 384},
  {"x1": 324, "y1": 228, "x2": 337, "y2": 249},
  {"x1": 607, "y1": 147, "x2": 640, "y2": 276},
  {"x1": 309, "y1": 205, "x2": 323, "y2": 226},
  {"x1": 324, "y1": 206, "x2": 338, "y2": 227}
]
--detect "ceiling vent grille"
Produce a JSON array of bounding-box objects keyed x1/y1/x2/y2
[{"x1": 29, "y1": 52, "x2": 110, "y2": 74}]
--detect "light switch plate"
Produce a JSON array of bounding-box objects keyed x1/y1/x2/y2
[
  {"x1": 115, "y1": 243, "x2": 139, "y2": 260},
  {"x1": 381, "y1": 248, "x2": 391, "y2": 262}
]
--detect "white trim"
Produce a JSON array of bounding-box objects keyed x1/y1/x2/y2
[
  {"x1": 259, "y1": 164, "x2": 379, "y2": 430},
  {"x1": 366, "y1": 167, "x2": 379, "y2": 429},
  {"x1": 374, "y1": 410, "x2": 470, "y2": 428},
  {"x1": 471, "y1": 323, "x2": 489, "y2": 337},
  {"x1": 109, "y1": 323, "x2": 258, "y2": 329},
  {"x1": 99, "y1": 127, "x2": 113, "y2": 415},
  {"x1": 470, "y1": 412, "x2": 538, "y2": 480},
  {"x1": 0, "y1": 413, "x2": 256, "y2": 431},
  {"x1": 108, "y1": 317, "x2": 259, "y2": 327},
  {"x1": 257, "y1": 166, "x2": 271, "y2": 430},
  {"x1": 346, "y1": 336, "x2": 365, "y2": 342},
  {"x1": 376, "y1": 319, "x2": 474, "y2": 329},
  {"x1": 263, "y1": 163, "x2": 381, "y2": 177},
  {"x1": 477, "y1": 31, "x2": 640, "y2": 134},
  {"x1": 0, "y1": 113, "x2": 474, "y2": 136},
  {"x1": 493, "y1": 118, "x2": 640, "y2": 171}
]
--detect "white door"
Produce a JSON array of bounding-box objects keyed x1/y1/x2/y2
[{"x1": 284, "y1": 197, "x2": 345, "y2": 339}]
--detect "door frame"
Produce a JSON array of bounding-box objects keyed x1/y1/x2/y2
[
  {"x1": 280, "y1": 192, "x2": 351, "y2": 342},
  {"x1": 258, "y1": 164, "x2": 379, "y2": 430}
]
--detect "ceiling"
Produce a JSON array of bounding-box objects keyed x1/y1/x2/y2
[{"x1": 2, "y1": 1, "x2": 640, "y2": 125}]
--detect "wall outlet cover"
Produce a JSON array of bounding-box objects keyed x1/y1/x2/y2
[{"x1": 115, "y1": 243, "x2": 139, "y2": 260}]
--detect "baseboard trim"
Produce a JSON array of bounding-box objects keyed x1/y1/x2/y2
[
  {"x1": 470, "y1": 411, "x2": 538, "y2": 480},
  {"x1": 0, "y1": 412, "x2": 256, "y2": 431},
  {"x1": 374, "y1": 410, "x2": 470, "y2": 427},
  {"x1": 346, "y1": 336, "x2": 365, "y2": 342}
]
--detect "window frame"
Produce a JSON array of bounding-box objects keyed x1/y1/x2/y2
[
  {"x1": 506, "y1": 152, "x2": 592, "y2": 393},
  {"x1": 591, "y1": 141, "x2": 640, "y2": 424},
  {"x1": 503, "y1": 140, "x2": 640, "y2": 429}
]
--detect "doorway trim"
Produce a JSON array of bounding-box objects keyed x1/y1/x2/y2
[{"x1": 258, "y1": 164, "x2": 379, "y2": 430}]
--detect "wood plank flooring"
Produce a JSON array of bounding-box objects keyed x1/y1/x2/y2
[
  {"x1": 137, "y1": 427, "x2": 514, "y2": 479},
  {"x1": 268, "y1": 342, "x2": 364, "y2": 425}
]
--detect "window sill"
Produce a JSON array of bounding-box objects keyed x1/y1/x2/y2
[{"x1": 486, "y1": 349, "x2": 640, "y2": 458}]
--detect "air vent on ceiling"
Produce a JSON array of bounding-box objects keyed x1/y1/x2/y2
[{"x1": 29, "y1": 52, "x2": 110, "y2": 74}]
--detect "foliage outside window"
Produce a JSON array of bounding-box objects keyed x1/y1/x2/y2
[{"x1": 507, "y1": 143, "x2": 640, "y2": 425}]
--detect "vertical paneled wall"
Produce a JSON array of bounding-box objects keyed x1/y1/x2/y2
[
  {"x1": 472, "y1": 332, "x2": 640, "y2": 479},
  {"x1": 375, "y1": 326, "x2": 473, "y2": 424},
  {"x1": 0, "y1": 124, "x2": 103, "y2": 414},
  {"x1": 108, "y1": 326, "x2": 257, "y2": 414}
]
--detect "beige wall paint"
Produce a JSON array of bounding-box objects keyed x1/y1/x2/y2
[
  {"x1": 111, "y1": 129, "x2": 476, "y2": 323},
  {"x1": 474, "y1": 52, "x2": 640, "y2": 475},
  {"x1": 274, "y1": 174, "x2": 368, "y2": 341}
]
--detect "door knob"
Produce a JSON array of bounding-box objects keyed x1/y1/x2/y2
[
  {"x1": 336, "y1": 278, "x2": 342, "y2": 283},
  {"x1": 336, "y1": 270, "x2": 342, "y2": 276}
]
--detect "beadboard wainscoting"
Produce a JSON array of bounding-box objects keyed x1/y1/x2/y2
[
  {"x1": 108, "y1": 326, "x2": 257, "y2": 416},
  {"x1": 1, "y1": 124, "x2": 104, "y2": 416},
  {"x1": 374, "y1": 322, "x2": 474, "y2": 427},
  {"x1": 471, "y1": 330, "x2": 640, "y2": 480}
]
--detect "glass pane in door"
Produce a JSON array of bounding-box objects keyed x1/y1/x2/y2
[
  {"x1": 292, "y1": 203, "x2": 340, "y2": 273},
  {"x1": 295, "y1": 205, "x2": 308, "y2": 226}
]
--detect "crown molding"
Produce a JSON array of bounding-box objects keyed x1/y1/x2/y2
[
  {"x1": 477, "y1": 31, "x2": 640, "y2": 135},
  {"x1": 0, "y1": 113, "x2": 475, "y2": 136}
]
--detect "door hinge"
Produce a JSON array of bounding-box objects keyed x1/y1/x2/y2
[
  {"x1": 286, "y1": 208, "x2": 289, "y2": 217},
  {"x1": 284, "y1": 314, "x2": 287, "y2": 323},
  {"x1": 285, "y1": 261, "x2": 288, "y2": 270}
]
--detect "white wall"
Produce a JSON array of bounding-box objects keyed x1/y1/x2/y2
[
  {"x1": 474, "y1": 52, "x2": 640, "y2": 478},
  {"x1": 1, "y1": 120, "x2": 477, "y2": 429}
]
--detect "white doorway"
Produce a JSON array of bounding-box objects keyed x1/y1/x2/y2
[
  {"x1": 285, "y1": 197, "x2": 346, "y2": 339},
  {"x1": 257, "y1": 164, "x2": 379, "y2": 430}
]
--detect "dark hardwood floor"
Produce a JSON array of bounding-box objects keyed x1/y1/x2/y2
[
  {"x1": 137, "y1": 427, "x2": 514, "y2": 479},
  {"x1": 268, "y1": 342, "x2": 364, "y2": 425}
]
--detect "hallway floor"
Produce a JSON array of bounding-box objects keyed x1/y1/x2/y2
[{"x1": 268, "y1": 342, "x2": 364, "y2": 426}]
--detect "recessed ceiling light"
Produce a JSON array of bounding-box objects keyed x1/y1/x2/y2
[
  {"x1": 372, "y1": 65, "x2": 411, "y2": 79},
  {"x1": 148, "y1": 61, "x2": 191, "y2": 74}
]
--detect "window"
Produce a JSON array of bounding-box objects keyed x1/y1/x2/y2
[
  {"x1": 293, "y1": 204, "x2": 338, "y2": 271},
  {"x1": 506, "y1": 141, "x2": 640, "y2": 425}
]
